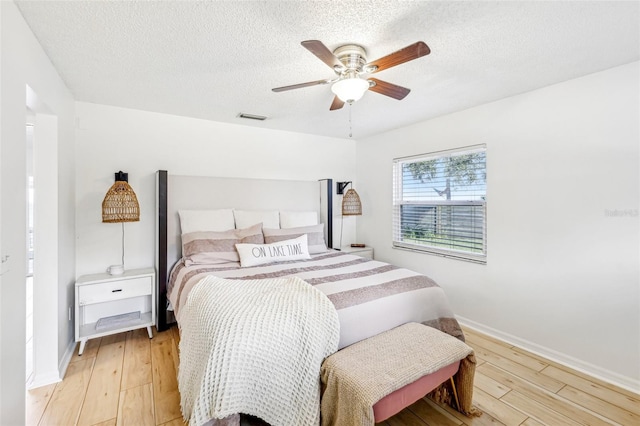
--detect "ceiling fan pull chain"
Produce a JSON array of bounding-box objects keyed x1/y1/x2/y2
[{"x1": 349, "y1": 102, "x2": 353, "y2": 138}]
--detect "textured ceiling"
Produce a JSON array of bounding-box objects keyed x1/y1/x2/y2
[{"x1": 15, "y1": 0, "x2": 640, "y2": 139}]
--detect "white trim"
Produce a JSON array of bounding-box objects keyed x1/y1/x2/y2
[
  {"x1": 27, "y1": 372, "x2": 60, "y2": 390},
  {"x1": 393, "y1": 143, "x2": 487, "y2": 163},
  {"x1": 457, "y1": 316, "x2": 640, "y2": 394},
  {"x1": 57, "y1": 338, "x2": 77, "y2": 382},
  {"x1": 392, "y1": 243, "x2": 486, "y2": 264},
  {"x1": 26, "y1": 338, "x2": 75, "y2": 390}
]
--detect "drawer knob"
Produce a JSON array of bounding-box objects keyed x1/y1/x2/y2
[{"x1": 112, "y1": 289, "x2": 123, "y2": 293}]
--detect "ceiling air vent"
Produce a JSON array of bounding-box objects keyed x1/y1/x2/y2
[{"x1": 237, "y1": 113, "x2": 267, "y2": 121}]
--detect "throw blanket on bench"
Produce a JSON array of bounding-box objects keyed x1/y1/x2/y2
[
  {"x1": 178, "y1": 275, "x2": 340, "y2": 426},
  {"x1": 320, "y1": 322, "x2": 478, "y2": 426}
]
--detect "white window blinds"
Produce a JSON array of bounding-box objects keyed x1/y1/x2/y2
[{"x1": 392, "y1": 145, "x2": 487, "y2": 263}]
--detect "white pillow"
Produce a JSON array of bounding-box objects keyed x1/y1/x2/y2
[
  {"x1": 178, "y1": 209, "x2": 235, "y2": 234},
  {"x1": 236, "y1": 234, "x2": 310, "y2": 267},
  {"x1": 234, "y1": 209, "x2": 280, "y2": 229},
  {"x1": 280, "y1": 211, "x2": 318, "y2": 228}
]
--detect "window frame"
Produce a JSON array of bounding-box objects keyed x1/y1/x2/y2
[{"x1": 392, "y1": 145, "x2": 487, "y2": 264}]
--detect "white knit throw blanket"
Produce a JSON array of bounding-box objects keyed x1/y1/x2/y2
[{"x1": 178, "y1": 275, "x2": 340, "y2": 426}]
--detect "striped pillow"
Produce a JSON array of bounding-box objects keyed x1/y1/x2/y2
[
  {"x1": 263, "y1": 224, "x2": 328, "y2": 254},
  {"x1": 182, "y1": 223, "x2": 264, "y2": 266}
]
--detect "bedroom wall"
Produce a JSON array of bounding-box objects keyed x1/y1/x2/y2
[
  {"x1": 0, "y1": 2, "x2": 76, "y2": 423},
  {"x1": 356, "y1": 61, "x2": 640, "y2": 390},
  {"x1": 75, "y1": 102, "x2": 357, "y2": 277}
]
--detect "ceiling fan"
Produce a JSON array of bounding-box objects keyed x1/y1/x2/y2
[{"x1": 272, "y1": 40, "x2": 430, "y2": 111}]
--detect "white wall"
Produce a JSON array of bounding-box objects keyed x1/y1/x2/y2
[
  {"x1": 1, "y1": 5, "x2": 4, "y2": 420},
  {"x1": 356, "y1": 62, "x2": 640, "y2": 390},
  {"x1": 75, "y1": 102, "x2": 357, "y2": 276},
  {"x1": 0, "y1": 2, "x2": 76, "y2": 423}
]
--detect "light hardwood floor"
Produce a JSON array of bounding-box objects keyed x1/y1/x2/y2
[{"x1": 27, "y1": 325, "x2": 639, "y2": 426}]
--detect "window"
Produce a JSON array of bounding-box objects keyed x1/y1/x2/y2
[{"x1": 393, "y1": 145, "x2": 486, "y2": 263}]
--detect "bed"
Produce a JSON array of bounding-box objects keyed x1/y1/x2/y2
[{"x1": 155, "y1": 171, "x2": 466, "y2": 426}]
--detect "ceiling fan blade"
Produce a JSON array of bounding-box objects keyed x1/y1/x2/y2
[
  {"x1": 301, "y1": 40, "x2": 343, "y2": 70},
  {"x1": 368, "y1": 78, "x2": 411, "y2": 100},
  {"x1": 272, "y1": 79, "x2": 332, "y2": 92},
  {"x1": 329, "y1": 96, "x2": 345, "y2": 111},
  {"x1": 365, "y1": 41, "x2": 430, "y2": 74}
]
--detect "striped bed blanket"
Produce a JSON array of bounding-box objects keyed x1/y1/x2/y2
[{"x1": 169, "y1": 251, "x2": 464, "y2": 350}]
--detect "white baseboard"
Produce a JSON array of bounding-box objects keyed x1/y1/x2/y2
[
  {"x1": 26, "y1": 340, "x2": 76, "y2": 390},
  {"x1": 57, "y1": 339, "x2": 77, "y2": 381},
  {"x1": 456, "y1": 316, "x2": 640, "y2": 395},
  {"x1": 27, "y1": 371, "x2": 60, "y2": 390}
]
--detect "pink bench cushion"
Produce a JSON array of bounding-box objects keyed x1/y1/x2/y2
[{"x1": 372, "y1": 360, "x2": 461, "y2": 422}]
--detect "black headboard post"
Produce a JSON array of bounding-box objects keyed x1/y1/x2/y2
[
  {"x1": 326, "y1": 179, "x2": 333, "y2": 248},
  {"x1": 156, "y1": 170, "x2": 169, "y2": 331},
  {"x1": 319, "y1": 178, "x2": 333, "y2": 248}
]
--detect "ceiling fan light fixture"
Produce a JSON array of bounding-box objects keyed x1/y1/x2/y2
[
  {"x1": 331, "y1": 78, "x2": 369, "y2": 103},
  {"x1": 273, "y1": 40, "x2": 430, "y2": 110}
]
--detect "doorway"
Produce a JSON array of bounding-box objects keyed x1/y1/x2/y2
[{"x1": 25, "y1": 85, "x2": 60, "y2": 389}]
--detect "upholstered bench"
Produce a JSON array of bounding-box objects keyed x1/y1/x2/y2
[{"x1": 320, "y1": 322, "x2": 478, "y2": 426}]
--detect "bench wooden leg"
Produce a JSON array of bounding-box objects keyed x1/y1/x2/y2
[{"x1": 450, "y1": 376, "x2": 460, "y2": 410}]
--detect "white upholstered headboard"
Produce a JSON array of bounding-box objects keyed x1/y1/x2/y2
[{"x1": 155, "y1": 171, "x2": 333, "y2": 330}]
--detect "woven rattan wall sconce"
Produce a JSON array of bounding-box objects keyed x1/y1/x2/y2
[
  {"x1": 337, "y1": 181, "x2": 363, "y2": 249},
  {"x1": 337, "y1": 181, "x2": 362, "y2": 216},
  {"x1": 102, "y1": 171, "x2": 140, "y2": 274}
]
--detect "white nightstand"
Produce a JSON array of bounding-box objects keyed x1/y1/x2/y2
[
  {"x1": 340, "y1": 245, "x2": 374, "y2": 259},
  {"x1": 75, "y1": 267, "x2": 155, "y2": 355}
]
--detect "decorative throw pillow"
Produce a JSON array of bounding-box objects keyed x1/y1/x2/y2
[
  {"x1": 236, "y1": 234, "x2": 311, "y2": 267},
  {"x1": 280, "y1": 211, "x2": 318, "y2": 228},
  {"x1": 182, "y1": 223, "x2": 263, "y2": 266},
  {"x1": 178, "y1": 209, "x2": 236, "y2": 234},
  {"x1": 263, "y1": 224, "x2": 328, "y2": 254},
  {"x1": 233, "y1": 210, "x2": 280, "y2": 229}
]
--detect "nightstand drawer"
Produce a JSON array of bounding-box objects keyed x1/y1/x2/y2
[{"x1": 78, "y1": 276, "x2": 152, "y2": 305}]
